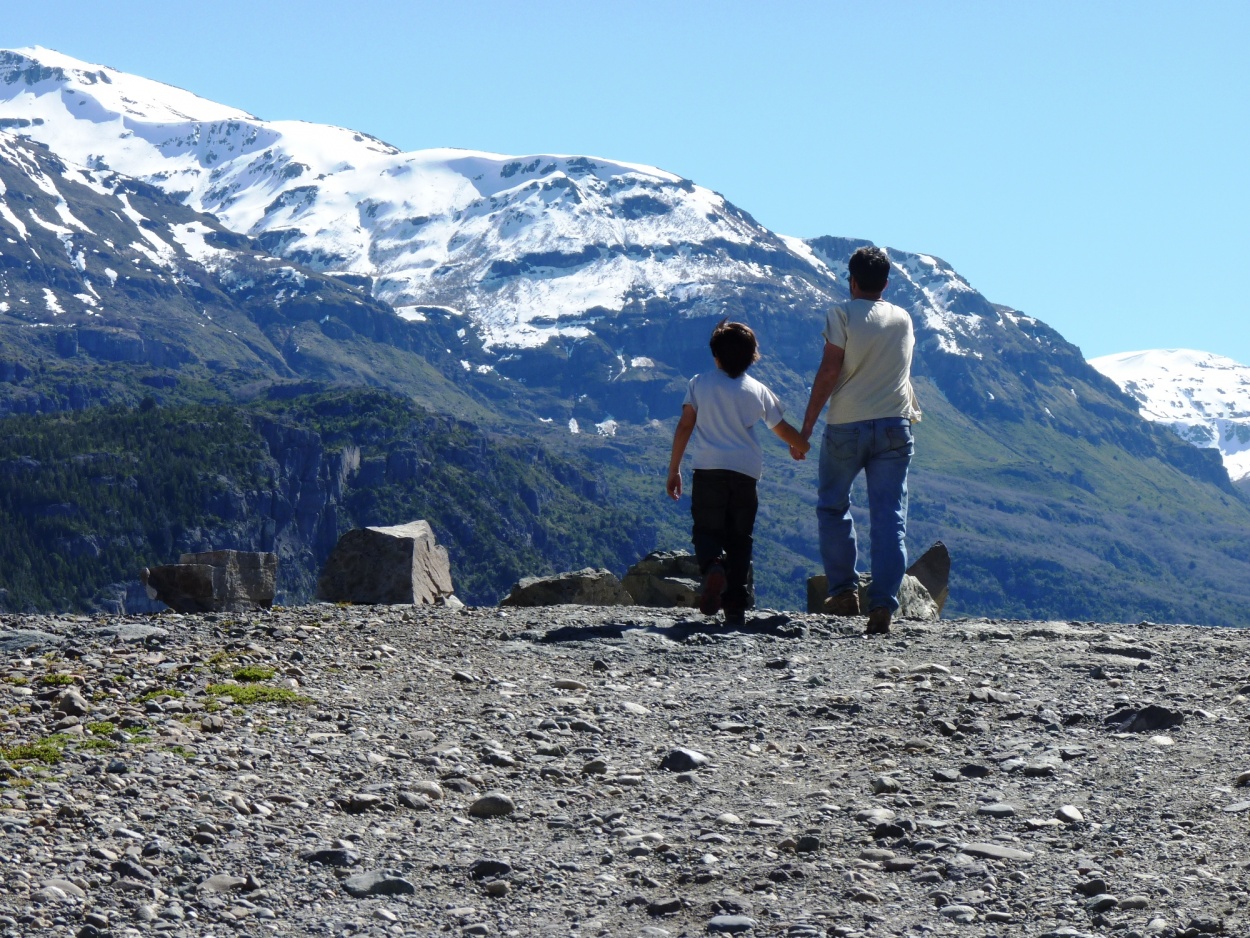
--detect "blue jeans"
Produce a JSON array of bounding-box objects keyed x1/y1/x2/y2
[{"x1": 817, "y1": 418, "x2": 913, "y2": 613}]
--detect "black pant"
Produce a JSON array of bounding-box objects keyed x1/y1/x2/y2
[{"x1": 691, "y1": 469, "x2": 758, "y2": 612}]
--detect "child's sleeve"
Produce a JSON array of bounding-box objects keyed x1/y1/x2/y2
[
  {"x1": 682, "y1": 377, "x2": 698, "y2": 412},
  {"x1": 760, "y1": 385, "x2": 784, "y2": 429}
]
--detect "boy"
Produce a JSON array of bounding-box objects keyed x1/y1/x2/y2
[{"x1": 666, "y1": 320, "x2": 810, "y2": 626}]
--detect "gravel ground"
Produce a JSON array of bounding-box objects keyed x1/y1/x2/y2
[{"x1": 2, "y1": 605, "x2": 1249, "y2": 938}]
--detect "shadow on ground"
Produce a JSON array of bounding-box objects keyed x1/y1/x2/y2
[{"x1": 538, "y1": 612, "x2": 828, "y2": 644}]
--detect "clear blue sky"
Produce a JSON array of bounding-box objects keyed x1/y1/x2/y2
[{"x1": 6, "y1": 1, "x2": 1248, "y2": 364}]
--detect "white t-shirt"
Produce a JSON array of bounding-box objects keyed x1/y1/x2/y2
[
  {"x1": 682, "y1": 370, "x2": 785, "y2": 480},
  {"x1": 822, "y1": 298, "x2": 921, "y2": 425}
]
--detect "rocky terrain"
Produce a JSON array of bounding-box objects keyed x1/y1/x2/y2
[{"x1": 2, "y1": 605, "x2": 1249, "y2": 938}]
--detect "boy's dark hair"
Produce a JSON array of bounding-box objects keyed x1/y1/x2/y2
[
  {"x1": 848, "y1": 245, "x2": 891, "y2": 294},
  {"x1": 709, "y1": 319, "x2": 760, "y2": 378}
]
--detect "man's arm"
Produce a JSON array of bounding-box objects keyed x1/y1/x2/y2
[
  {"x1": 799, "y1": 341, "x2": 846, "y2": 440},
  {"x1": 666, "y1": 404, "x2": 697, "y2": 500}
]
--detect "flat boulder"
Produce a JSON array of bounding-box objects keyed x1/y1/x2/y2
[
  {"x1": 0, "y1": 629, "x2": 63, "y2": 654},
  {"x1": 316, "y1": 521, "x2": 454, "y2": 605},
  {"x1": 500, "y1": 568, "x2": 632, "y2": 607},
  {"x1": 142, "y1": 550, "x2": 276, "y2": 613}
]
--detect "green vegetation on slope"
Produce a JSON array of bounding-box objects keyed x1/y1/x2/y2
[
  {"x1": 1, "y1": 382, "x2": 1247, "y2": 625},
  {"x1": 0, "y1": 389, "x2": 656, "y2": 611},
  {"x1": 0, "y1": 405, "x2": 270, "y2": 609}
]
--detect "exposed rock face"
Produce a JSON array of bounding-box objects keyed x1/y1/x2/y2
[
  {"x1": 141, "y1": 550, "x2": 276, "y2": 613},
  {"x1": 500, "y1": 568, "x2": 633, "y2": 607},
  {"x1": 316, "y1": 521, "x2": 453, "y2": 605}
]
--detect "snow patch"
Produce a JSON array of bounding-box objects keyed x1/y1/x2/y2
[{"x1": 42, "y1": 288, "x2": 63, "y2": 314}]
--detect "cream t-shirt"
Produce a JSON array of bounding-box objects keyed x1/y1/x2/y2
[{"x1": 822, "y1": 298, "x2": 921, "y2": 425}]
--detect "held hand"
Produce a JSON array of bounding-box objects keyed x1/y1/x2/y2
[
  {"x1": 666, "y1": 469, "x2": 682, "y2": 500},
  {"x1": 789, "y1": 444, "x2": 807, "y2": 461}
]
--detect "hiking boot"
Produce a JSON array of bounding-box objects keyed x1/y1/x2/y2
[
  {"x1": 822, "y1": 589, "x2": 860, "y2": 617},
  {"x1": 722, "y1": 606, "x2": 747, "y2": 628},
  {"x1": 699, "y1": 563, "x2": 727, "y2": 616},
  {"x1": 865, "y1": 606, "x2": 892, "y2": 635}
]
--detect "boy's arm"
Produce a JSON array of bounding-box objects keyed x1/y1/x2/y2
[
  {"x1": 666, "y1": 404, "x2": 697, "y2": 500},
  {"x1": 771, "y1": 418, "x2": 811, "y2": 458}
]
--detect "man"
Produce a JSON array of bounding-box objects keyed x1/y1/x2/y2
[{"x1": 795, "y1": 245, "x2": 921, "y2": 635}]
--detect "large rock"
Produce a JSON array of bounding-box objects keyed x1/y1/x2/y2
[
  {"x1": 500, "y1": 568, "x2": 633, "y2": 607},
  {"x1": 0, "y1": 629, "x2": 63, "y2": 654},
  {"x1": 142, "y1": 550, "x2": 276, "y2": 613},
  {"x1": 316, "y1": 521, "x2": 454, "y2": 605},
  {"x1": 906, "y1": 541, "x2": 950, "y2": 613},
  {"x1": 622, "y1": 550, "x2": 701, "y2": 608},
  {"x1": 621, "y1": 549, "x2": 754, "y2": 608}
]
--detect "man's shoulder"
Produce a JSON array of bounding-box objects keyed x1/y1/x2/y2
[{"x1": 872, "y1": 299, "x2": 912, "y2": 318}]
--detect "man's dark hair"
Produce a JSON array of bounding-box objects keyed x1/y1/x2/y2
[
  {"x1": 709, "y1": 319, "x2": 760, "y2": 378},
  {"x1": 848, "y1": 245, "x2": 891, "y2": 294}
]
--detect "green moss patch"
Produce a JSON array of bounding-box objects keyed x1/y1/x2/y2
[
  {"x1": 2, "y1": 735, "x2": 71, "y2": 764},
  {"x1": 206, "y1": 683, "x2": 310, "y2": 706},
  {"x1": 231, "y1": 666, "x2": 276, "y2": 683},
  {"x1": 135, "y1": 689, "x2": 185, "y2": 704}
]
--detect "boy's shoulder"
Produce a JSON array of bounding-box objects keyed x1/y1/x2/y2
[
  {"x1": 693, "y1": 369, "x2": 751, "y2": 387},
  {"x1": 739, "y1": 372, "x2": 777, "y2": 397},
  {"x1": 692, "y1": 370, "x2": 775, "y2": 396}
]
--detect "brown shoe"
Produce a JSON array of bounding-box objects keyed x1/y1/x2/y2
[
  {"x1": 865, "y1": 607, "x2": 892, "y2": 635},
  {"x1": 822, "y1": 590, "x2": 860, "y2": 617},
  {"x1": 699, "y1": 563, "x2": 727, "y2": 616}
]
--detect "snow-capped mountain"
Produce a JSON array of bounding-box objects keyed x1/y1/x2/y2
[
  {"x1": 1090, "y1": 349, "x2": 1250, "y2": 483},
  {"x1": 4, "y1": 46, "x2": 1115, "y2": 426},
  {"x1": 0, "y1": 129, "x2": 475, "y2": 414},
  {"x1": 0, "y1": 47, "x2": 835, "y2": 352}
]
